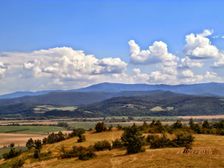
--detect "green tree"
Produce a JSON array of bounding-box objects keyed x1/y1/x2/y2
[
  {"x1": 121, "y1": 124, "x2": 145, "y2": 154},
  {"x1": 26, "y1": 138, "x2": 34, "y2": 150},
  {"x1": 202, "y1": 120, "x2": 210, "y2": 129},
  {"x1": 172, "y1": 120, "x2": 183, "y2": 129},
  {"x1": 95, "y1": 122, "x2": 107, "y2": 133}
]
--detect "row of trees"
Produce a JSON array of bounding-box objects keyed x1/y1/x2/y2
[{"x1": 136, "y1": 119, "x2": 224, "y2": 135}]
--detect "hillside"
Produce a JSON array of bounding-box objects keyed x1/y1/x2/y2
[
  {"x1": 79, "y1": 91, "x2": 224, "y2": 116},
  {"x1": 1, "y1": 91, "x2": 224, "y2": 118},
  {"x1": 1, "y1": 130, "x2": 224, "y2": 168}
]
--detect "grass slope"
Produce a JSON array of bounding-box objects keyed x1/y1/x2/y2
[{"x1": 1, "y1": 130, "x2": 224, "y2": 168}]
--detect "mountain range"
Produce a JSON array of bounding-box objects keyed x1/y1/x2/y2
[
  {"x1": 1, "y1": 82, "x2": 224, "y2": 100},
  {"x1": 0, "y1": 82, "x2": 224, "y2": 118}
]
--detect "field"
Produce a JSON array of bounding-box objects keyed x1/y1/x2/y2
[
  {"x1": 0, "y1": 126, "x2": 65, "y2": 134},
  {"x1": 0, "y1": 133, "x2": 46, "y2": 147},
  {"x1": 0, "y1": 125, "x2": 65, "y2": 147},
  {"x1": 0, "y1": 129, "x2": 224, "y2": 168}
]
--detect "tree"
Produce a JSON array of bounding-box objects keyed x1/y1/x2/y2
[
  {"x1": 2, "y1": 143, "x2": 21, "y2": 160},
  {"x1": 77, "y1": 134, "x2": 86, "y2": 143},
  {"x1": 94, "y1": 140, "x2": 112, "y2": 151},
  {"x1": 174, "y1": 132, "x2": 194, "y2": 148},
  {"x1": 33, "y1": 139, "x2": 42, "y2": 159},
  {"x1": 26, "y1": 138, "x2": 34, "y2": 150},
  {"x1": 202, "y1": 120, "x2": 210, "y2": 129},
  {"x1": 11, "y1": 159, "x2": 24, "y2": 168},
  {"x1": 95, "y1": 122, "x2": 107, "y2": 133},
  {"x1": 172, "y1": 120, "x2": 183, "y2": 129},
  {"x1": 121, "y1": 124, "x2": 145, "y2": 154}
]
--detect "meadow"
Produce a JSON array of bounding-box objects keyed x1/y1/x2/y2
[
  {"x1": 0, "y1": 129, "x2": 224, "y2": 168},
  {"x1": 0, "y1": 125, "x2": 65, "y2": 134}
]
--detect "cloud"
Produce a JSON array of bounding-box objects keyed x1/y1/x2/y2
[
  {"x1": 19, "y1": 47, "x2": 127, "y2": 80},
  {"x1": 184, "y1": 29, "x2": 219, "y2": 59},
  {"x1": 0, "y1": 62, "x2": 7, "y2": 78},
  {"x1": 128, "y1": 40, "x2": 177, "y2": 65},
  {"x1": 0, "y1": 29, "x2": 224, "y2": 94},
  {"x1": 213, "y1": 53, "x2": 224, "y2": 68},
  {"x1": 0, "y1": 47, "x2": 128, "y2": 93},
  {"x1": 179, "y1": 56, "x2": 203, "y2": 69}
]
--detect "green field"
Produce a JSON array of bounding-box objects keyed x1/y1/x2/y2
[{"x1": 0, "y1": 126, "x2": 65, "y2": 134}]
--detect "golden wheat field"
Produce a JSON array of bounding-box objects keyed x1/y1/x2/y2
[{"x1": 1, "y1": 129, "x2": 224, "y2": 168}]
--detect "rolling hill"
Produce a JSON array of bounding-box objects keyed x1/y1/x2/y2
[
  {"x1": 79, "y1": 91, "x2": 224, "y2": 116},
  {"x1": 0, "y1": 91, "x2": 223, "y2": 118}
]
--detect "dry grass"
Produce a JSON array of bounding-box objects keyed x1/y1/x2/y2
[{"x1": 1, "y1": 130, "x2": 224, "y2": 168}]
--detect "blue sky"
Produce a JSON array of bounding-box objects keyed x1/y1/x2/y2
[{"x1": 0, "y1": 0, "x2": 224, "y2": 94}]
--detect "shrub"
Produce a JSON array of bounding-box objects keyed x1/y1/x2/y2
[
  {"x1": 77, "y1": 135, "x2": 86, "y2": 143},
  {"x1": 2, "y1": 144, "x2": 22, "y2": 160},
  {"x1": 146, "y1": 134, "x2": 160, "y2": 145},
  {"x1": 121, "y1": 124, "x2": 145, "y2": 154},
  {"x1": 202, "y1": 120, "x2": 210, "y2": 129},
  {"x1": 26, "y1": 138, "x2": 34, "y2": 150},
  {"x1": 60, "y1": 146, "x2": 76, "y2": 159},
  {"x1": 108, "y1": 125, "x2": 113, "y2": 131},
  {"x1": 95, "y1": 122, "x2": 107, "y2": 133},
  {"x1": 45, "y1": 131, "x2": 66, "y2": 144},
  {"x1": 33, "y1": 149, "x2": 40, "y2": 159},
  {"x1": 34, "y1": 139, "x2": 42, "y2": 150},
  {"x1": 11, "y1": 159, "x2": 24, "y2": 168},
  {"x1": 173, "y1": 132, "x2": 194, "y2": 147},
  {"x1": 172, "y1": 120, "x2": 183, "y2": 129},
  {"x1": 148, "y1": 132, "x2": 194, "y2": 149},
  {"x1": 69, "y1": 128, "x2": 85, "y2": 138},
  {"x1": 116, "y1": 124, "x2": 123, "y2": 130},
  {"x1": 112, "y1": 139, "x2": 124, "y2": 149},
  {"x1": 60, "y1": 146, "x2": 96, "y2": 160},
  {"x1": 94, "y1": 140, "x2": 112, "y2": 151},
  {"x1": 78, "y1": 148, "x2": 96, "y2": 160}
]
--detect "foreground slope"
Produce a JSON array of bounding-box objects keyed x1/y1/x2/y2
[{"x1": 1, "y1": 130, "x2": 224, "y2": 168}]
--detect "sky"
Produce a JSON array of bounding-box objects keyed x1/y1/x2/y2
[{"x1": 0, "y1": 0, "x2": 224, "y2": 94}]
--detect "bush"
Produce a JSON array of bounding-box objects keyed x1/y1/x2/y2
[
  {"x1": 121, "y1": 124, "x2": 145, "y2": 154},
  {"x1": 34, "y1": 139, "x2": 42, "y2": 150},
  {"x1": 172, "y1": 120, "x2": 183, "y2": 129},
  {"x1": 33, "y1": 149, "x2": 40, "y2": 159},
  {"x1": 60, "y1": 146, "x2": 76, "y2": 159},
  {"x1": 77, "y1": 135, "x2": 86, "y2": 143},
  {"x1": 112, "y1": 139, "x2": 124, "y2": 149},
  {"x1": 116, "y1": 124, "x2": 123, "y2": 130},
  {"x1": 69, "y1": 128, "x2": 85, "y2": 138},
  {"x1": 11, "y1": 159, "x2": 24, "y2": 168},
  {"x1": 149, "y1": 134, "x2": 172, "y2": 149},
  {"x1": 78, "y1": 148, "x2": 96, "y2": 160},
  {"x1": 26, "y1": 138, "x2": 34, "y2": 150},
  {"x1": 173, "y1": 132, "x2": 194, "y2": 147},
  {"x1": 146, "y1": 134, "x2": 160, "y2": 145},
  {"x1": 44, "y1": 131, "x2": 66, "y2": 144},
  {"x1": 108, "y1": 125, "x2": 113, "y2": 131},
  {"x1": 94, "y1": 140, "x2": 112, "y2": 151},
  {"x1": 148, "y1": 132, "x2": 194, "y2": 149},
  {"x1": 2, "y1": 144, "x2": 22, "y2": 160},
  {"x1": 95, "y1": 122, "x2": 107, "y2": 133},
  {"x1": 60, "y1": 146, "x2": 96, "y2": 160}
]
